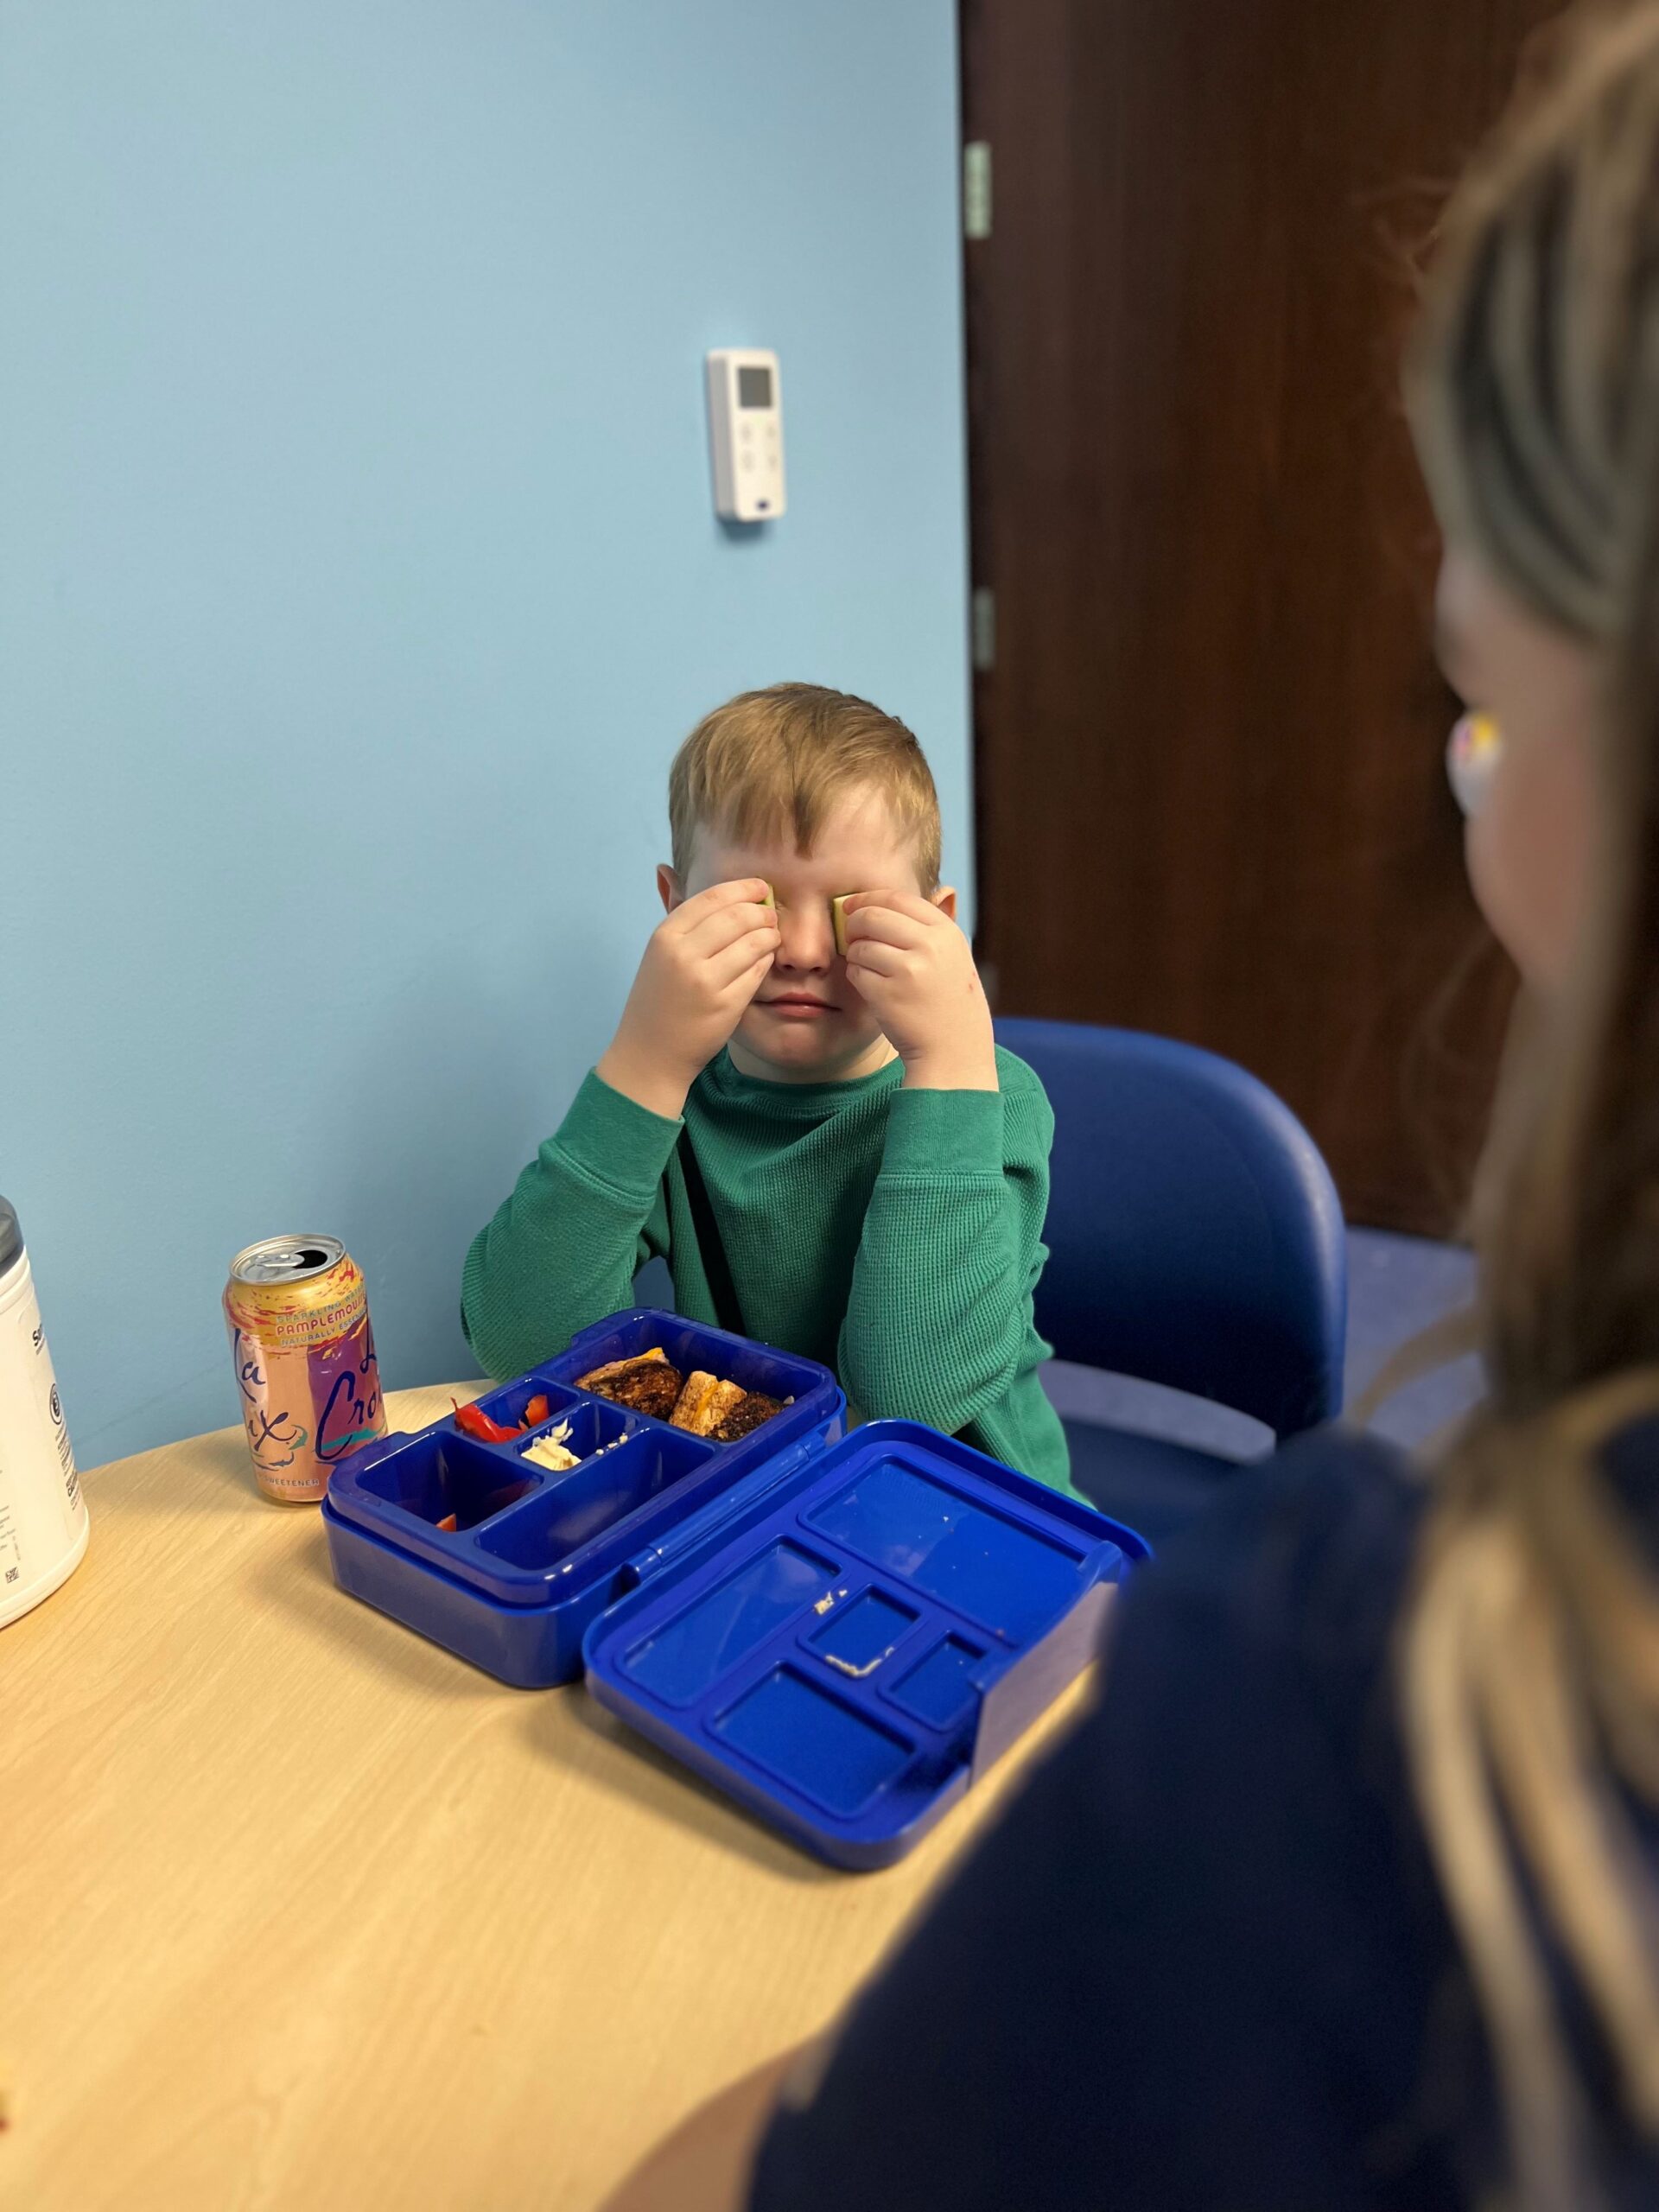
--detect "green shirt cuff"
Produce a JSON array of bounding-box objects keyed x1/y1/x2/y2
[
  {"x1": 880, "y1": 1085, "x2": 1005, "y2": 1179},
  {"x1": 552, "y1": 1069, "x2": 682, "y2": 1199}
]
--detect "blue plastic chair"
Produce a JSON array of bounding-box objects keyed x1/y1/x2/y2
[{"x1": 996, "y1": 1019, "x2": 1348, "y2": 1543}]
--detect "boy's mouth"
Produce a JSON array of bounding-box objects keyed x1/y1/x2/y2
[{"x1": 759, "y1": 992, "x2": 838, "y2": 1018}]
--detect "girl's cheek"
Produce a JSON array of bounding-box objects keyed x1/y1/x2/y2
[
  {"x1": 1465, "y1": 734, "x2": 1593, "y2": 994},
  {"x1": 1465, "y1": 795, "x2": 1527, "y2": 976}
]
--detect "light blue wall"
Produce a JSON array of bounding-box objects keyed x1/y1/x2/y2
[{"x1": 0, "y1": 1, "x2": 970, "y2": 1465}]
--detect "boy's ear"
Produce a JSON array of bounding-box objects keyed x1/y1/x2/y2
[
  {"x1": 658, "y1": 863, "x2": 683, "y2": 915},
  {"x1": 931, "y1": 885, "x2": 959, "y2": 923}
]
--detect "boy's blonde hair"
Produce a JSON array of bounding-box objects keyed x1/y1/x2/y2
[{"x1": 668, "y1": 683, "x2": 942, "y2": 891}]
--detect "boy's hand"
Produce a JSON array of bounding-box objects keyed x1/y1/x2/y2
[
  {"x1": 841, "y1": 892, "x2": 999, "y2": 1092},
  {"x1": 597, "y1": 880, "x2": 779, "y2": 1119}
]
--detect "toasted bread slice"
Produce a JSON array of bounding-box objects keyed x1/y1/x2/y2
[
  {"x1": 576, "y1": 1348, "x2": 668, "y2": 1391},
  {"x1": 670, "y1": 1371, "x2": 749, "y2": 1436},
  {"x1": 712, "y1": 1390, "x2": 785, "y2": 1443},
  {"x1": 577, "y1": 1349, "x2": 683, "y2": 1421},
  {"x1": 667, "y1": 1370, "x2": 713, "y2": 1432},
  {"x1": 626, "y1": 1364, "x2": 685, "y2": 1420},
  {"x1": 831, "y1": 893, "x2": 852, "y2": 957}
]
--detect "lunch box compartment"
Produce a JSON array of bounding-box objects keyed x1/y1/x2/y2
[
  {"x1": 620, "y1": 1537, "x2": 842, "y2": 1707},
  {"x1": 474, "y1": 1375, "x2": 588, "y2": 1437},
  {"x1": 803, "y1": 1457, "x2": 1091, "y2": 1645},
  {"x1": 808, "y1": 1587, "x2": 919, "y2": 1677},
  {"x1": 887, "y1": 1634, "x2": 988, "y2": 1731},
  {"x1": 710, "y1": 1665, "x2": 918, "y2": 1818},
  {"x1": 476, "y1": 1427, "x2": 716, "y2": 1570},
  {"x1": 353, "y1": 1430, "x2": 539, "y2": 1533},
  {"x1": 541, "y1": 1312, "x2": 821, "y2": 1414},
  {"x1": 513, "y1": 1393, "x2": 638, "y2": 1466}
]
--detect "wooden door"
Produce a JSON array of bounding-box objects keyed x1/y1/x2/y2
[{"x1": 962, "y1": 0, "x2": 1561, "y2": 1233}]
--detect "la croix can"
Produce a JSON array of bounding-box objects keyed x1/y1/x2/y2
[{"x1": 224, "y1": 1236, "x2": 386, "y2": 1503}]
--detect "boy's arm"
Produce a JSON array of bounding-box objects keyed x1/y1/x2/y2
[
  {"x1": 836, "y1": 893, "x2": 1044, "y2": 1433},
  {"x1": 463, "y1": 877, "x2": 780, "y2": 1380},
  {"x1": 836, "y1": 1065, "x2": 1052, "y2": 1436},
  {"x1": 461, "y1": 1072, "x2": 681, "y2": 1381}
]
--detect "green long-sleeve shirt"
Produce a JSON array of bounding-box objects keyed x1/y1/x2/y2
[{"x1": 461, "y1": 1046, "x2": 1075, "y2": 1496}]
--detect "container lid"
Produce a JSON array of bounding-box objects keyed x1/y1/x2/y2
[
  {"x1": 0, "y1": 1196, "x2": 21, "y2": 1277},
  {"x1": 582, "y1": 1421, "x2": 1145, "y2": 1868}
]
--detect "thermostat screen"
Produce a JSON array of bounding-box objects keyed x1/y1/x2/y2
[{"x1": 737, "y1": 365, "x2": 773, "y2": 409}]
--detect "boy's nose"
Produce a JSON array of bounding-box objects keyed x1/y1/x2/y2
[{"x1": 775, "y1": 905, "x2": 836, "y2": 969}]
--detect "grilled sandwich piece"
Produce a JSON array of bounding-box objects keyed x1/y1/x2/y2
[
  {"x1": 575, "y1": 1347, "x2": 668, "y2": 1389},
  {"x1": 712, "y1": 1391, "x2": 785, "y2": 1443},
  {"x1": 670, "y1": 1370, "x2": 749, "y2": 1436},
  {"x1": 576, "y1": 1348, "x2": 684, "y2": 1421}
]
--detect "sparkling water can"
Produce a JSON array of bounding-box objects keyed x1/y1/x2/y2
[{"x1": 224, "y1": 1235, "x2": 385, "y2": 1503}]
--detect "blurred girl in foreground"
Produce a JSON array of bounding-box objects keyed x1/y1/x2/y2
[{"x1": 611, "y1": 11, "x2": 1659, "y2": 2205}]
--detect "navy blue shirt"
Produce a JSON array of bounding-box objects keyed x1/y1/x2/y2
[{"x1": 750, "y1": 1427, "x2": 1658, "y2": 2209}]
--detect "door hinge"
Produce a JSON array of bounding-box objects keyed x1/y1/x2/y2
[
  {"x1": 971, "y1": 585, "x2": 996, "y2": 672},
  {"x1": 963, "y1": 141, "x2": 992, "y2": 241}
]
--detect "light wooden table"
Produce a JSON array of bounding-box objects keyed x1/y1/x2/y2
[{"x1": 5, "y1": 1385, "x2": 1096, "y2": 2212}]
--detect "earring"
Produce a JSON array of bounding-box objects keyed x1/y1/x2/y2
[{"x1": 1447, "y1": 711, "x2": 1502, "y2": 819}]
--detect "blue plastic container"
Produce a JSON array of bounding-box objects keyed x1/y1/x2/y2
[
  {"x1": 586, "y1": 1421, "x2": 1144, "y2": 1867},
  {"x1": 323, "y1": 1310, "x2": 843, "y2": 1685},
  {"x1": 322, "y1": 1310, "x2": 1149, "y2": 1868}
]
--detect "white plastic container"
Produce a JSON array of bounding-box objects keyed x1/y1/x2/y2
[{"x1": 0, "y1": 1196, "x2": 88, "y2": 1627}]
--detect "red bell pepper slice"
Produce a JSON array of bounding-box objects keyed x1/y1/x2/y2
[{"x1": 452, "y1": 1398, "x2": 518, "y2": 1445}]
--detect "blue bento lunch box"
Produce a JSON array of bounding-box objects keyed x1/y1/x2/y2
[{"x1": 322, "y1": 1308, "x2": 1148, "y2": 1869}]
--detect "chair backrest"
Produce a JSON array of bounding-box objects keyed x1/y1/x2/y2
[{"x1": 996, "y1": 1019, "x2": 1347, "y2": 1437}]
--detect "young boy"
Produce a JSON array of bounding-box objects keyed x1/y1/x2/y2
[{"x1": 461, "y1": 683, "x2": 1073, "y2": 1494}]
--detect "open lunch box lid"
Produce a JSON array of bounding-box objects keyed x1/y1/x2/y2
[
  {"x1": 321, "y1": 1311, "x2": 1150, "y2": 1869},
  {"x1": 582, "y1": 1418, "x2": 1142, "y2": 1867}
]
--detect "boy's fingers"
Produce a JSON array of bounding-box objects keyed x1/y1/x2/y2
[
  {"x1": 683, "y1": 900, "x2": 780, "y2": 957},
  {"x1": 668, "y1": 879, "x2": 773, "y2": 931},
  {"x1": 843, "y1": 940, "x2": 907, "y2": 978},
  {"x1": 709, "y1": 928, "x2": 779, "y2": 988},
  {"x1": 842, "y1": 904, "x2": 931, "y2": 950},
  {"x1": 841, "y1": 889, "x2": 944, "y2": 927},
  {"x1": 841, "y1": 955, "x2": 876, "y2": 1003}
]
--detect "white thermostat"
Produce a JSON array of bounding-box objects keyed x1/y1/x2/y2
[{"x1": 707, "y1": 348, "x2": 785, "y2": 523}]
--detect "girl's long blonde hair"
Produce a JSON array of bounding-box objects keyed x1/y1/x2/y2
[{"x1": 1405, "y1": 7, "x2": 1659, "y2": 2202}]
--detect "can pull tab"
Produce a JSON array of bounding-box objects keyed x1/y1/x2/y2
[{"x1": 616, "y1": 1440, "x2": 817, "y2": 1594}]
